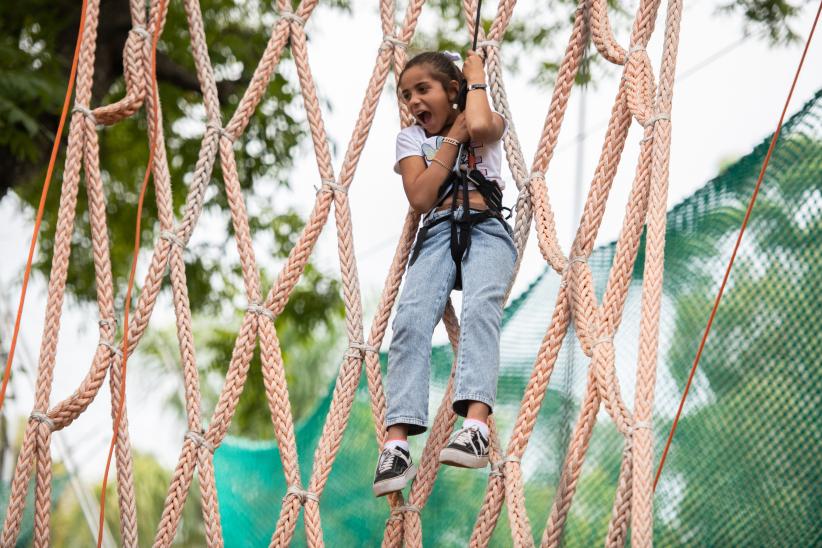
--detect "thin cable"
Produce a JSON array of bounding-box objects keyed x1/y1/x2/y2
[
  {"x1": 653, "y1": 0, "x2": 821, "y2": 493},
  {"x1": 96, "y1": 0, "x2": 169, "y2": 544},
  {"x1": 472, "y1": 0, "x2": 483, "y2": 51},
  {"x1": 0, "y1": 0, "x2": 90, "y2": 413}
]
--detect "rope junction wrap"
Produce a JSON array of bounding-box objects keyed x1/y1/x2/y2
[
  {"x1": 247, "y1": 302, "x2": 276, "y2": 321},
  {"x1": 71, "y1": 103, "x2": 97, "y2": 124},
  {"x1": 283, "y1": 485, "x2": 320, "y2": 505},
  {"x1": 0, "y1": 0, "x2": 692, "y2": 545},
  {"x1": 159, "y1": 230, "x2": 185, "y2": 249},
  {"x1": 185, "y1": 431, "x2": 215, "y2": 453},
  {"x1": 315, "y1": 178, "x2": 348, "y2": 195},
  {"x1": 28, "y1": 412, "x2": 55, "y2": 431},
  {"x1": 129, "y1": 25, "x2": 151, "y2": 40},
  {"x1": 381, "y1": 35, "x2": 409, "y2": 51},
  {"x1": 98, "y1": 340, "x2": 124, "y2": 359}
]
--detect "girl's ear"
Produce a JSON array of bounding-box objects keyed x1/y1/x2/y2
[{"x1": 448, "y1": 80, "x2": 460, "y2": 103}]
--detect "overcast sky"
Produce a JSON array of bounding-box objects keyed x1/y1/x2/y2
[{"x1": 0, "y1": 0, "x2": 819, "y2": 482}]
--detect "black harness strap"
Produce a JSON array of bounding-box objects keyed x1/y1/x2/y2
[{"x1": 408, "y1": 164, "x2": 511, "y2": 291}]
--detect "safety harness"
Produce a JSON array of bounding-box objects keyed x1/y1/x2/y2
[{"x1": 408, "y1": 145, "x2": 512, "y2": 291}]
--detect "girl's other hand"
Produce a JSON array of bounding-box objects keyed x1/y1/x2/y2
[
  {"x1": 462, "y1": 50, "x2": 485, "y2": 84},
  {"x1": 447, "y1": 113, "x2": 470, "y2": 143}
]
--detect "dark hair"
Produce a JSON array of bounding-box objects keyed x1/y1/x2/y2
[{"x1": 399, "y1": 52, "x2": 465, "y2": 96}]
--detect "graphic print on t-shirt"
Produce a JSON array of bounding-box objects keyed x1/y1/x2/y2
[
  {"x1": 421, "y1": 137, "x2": 444, "y2": 162},
  {"x1": 420, "y1": 137, "x2": 486, "y2": 176},
  {"x1": 459, "y1": 142, "x2": 484, "y2": 172}
]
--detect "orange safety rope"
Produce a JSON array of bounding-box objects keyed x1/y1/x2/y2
[
  {"x1": 653, "y1": 0, "x2": 821, "y2": 493},
  {"x1": 96, "y1": 1, "x2": 168, "y2": 544},
  {"x1": 0, "y1": 0, "x2": 90, "y2": 413}
]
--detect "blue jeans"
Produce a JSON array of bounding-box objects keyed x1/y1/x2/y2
[{"x1": 385, "y1": 207, "x2": 517, "y2": 435}]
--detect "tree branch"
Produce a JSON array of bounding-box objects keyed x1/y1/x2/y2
[{"x1": 155, "y1": 52, "x2": 246, "y2": 104}]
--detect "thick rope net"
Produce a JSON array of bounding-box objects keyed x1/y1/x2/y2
[{"x1": 0, "y1": 0, "x2": 683, "y2": 545}]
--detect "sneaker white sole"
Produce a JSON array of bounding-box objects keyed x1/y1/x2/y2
[
  {"x1": 373, "y1": 464, "x2": 417, "y2": 497},
  {"x1": 438, "y1": 448, "x2": 489, "y2": 469}
]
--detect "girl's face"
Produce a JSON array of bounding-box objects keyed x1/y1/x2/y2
[{"x1": 399, "y1": 64, "x2": 459, "y2": 135}]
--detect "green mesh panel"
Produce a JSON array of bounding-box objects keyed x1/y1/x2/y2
[
  {"x1": 0, "y1": 472, "x2": 70, "y2": 547},
  {"x1": 215, "y1": 88, "x2": 822, "y2": 546}
]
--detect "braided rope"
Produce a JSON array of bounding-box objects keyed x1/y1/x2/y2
[{"x1": 1, "y1": 0, "x2": 681, "y2": 545}]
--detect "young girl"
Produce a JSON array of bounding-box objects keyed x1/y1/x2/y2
[{"x1": 373, "y1": 51, "x2": 517, "y2": 497}]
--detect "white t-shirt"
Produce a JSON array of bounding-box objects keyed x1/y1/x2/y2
[{"x1": 394, "y1": 114, "x2": 508, "y2": 191}]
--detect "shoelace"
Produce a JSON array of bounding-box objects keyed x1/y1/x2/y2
[
  {"x1": 451, "y1": 426, "x2": 487, "y2": 453},
  {"x1": 378, "y1": 448, "x2": 404, "y2": 474}
]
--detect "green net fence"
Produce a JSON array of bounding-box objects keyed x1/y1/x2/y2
[{"x1": 216, "y1": 87, "x2": 822, "y2": 546}]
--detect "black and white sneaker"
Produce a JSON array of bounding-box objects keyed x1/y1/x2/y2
[
  {"x1": 372, "y1": 446, "x2": 417, "y2": 497},
  {"x1": 439, "y1": 426, "x2": 489, "y2": 468}
]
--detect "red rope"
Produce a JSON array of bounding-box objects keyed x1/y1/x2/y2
[
  {"x1": 653, "y1": 0, "x2": 822, "y2": 493},
  {"x1": 0, "y1": 0, "x2": 90, "y2": 414}
]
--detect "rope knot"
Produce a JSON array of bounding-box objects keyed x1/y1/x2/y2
[
  {"x1": 559, "y1": 255, "x2": 588, "y2": 288},
  {"x1": 72, "y1": 103, "x2": 97, "y2": 125},
  {"x1": 623, "y1": 45, "x2": 646, "y2": 64},
  {"x1": 129, "y1": 25, "x2": 151, "y2": 40},
  {"x1": 315, "y1": 178, "x2": 347, "y2": 196},
  {"x1": 346, "y1": 340, "x2": 379, "y2": 359},
  {"x1": 523, "y1": 171, "x2": 545, "y2": 195},
  {"x1": 591, "y1": 334, "x2": 613, "y2": 349},
  {"x1": 278, "y1": 9, "x2": 306, "y2": 26},
  {"x1": 206, "y1": 122, "x2": 234, "y2": 142},
  {"x1": 642, "y1": 112, "x2": 671, "y2": 129},
  {"x1": 29, "y1": 412, "x2": 55, "y2": 431},
  {"x1": 386, "y1": 503, "x2": 420, "y2": 524},
  {"x1": 247, "y1": 302, "x2": 275, "y2": 321},
  {"x1": 391, "y1": 504, "x2": 420, "y2": 516},
  {"x1": 160, "y1": 230, "x2": 185, "y2": 249},
  {"x1": 476, "y1": 39, "x2": 500, "y2": 50},
  {"x1": 623, "y1": 421, "x2": 651, "y2": 449},
  {"x1": 489, "y1": 455, "x2": 520, "y2": 477},
  {"x1": 99, "y1": 339, "x2": 124, "y2": 360},
  {"x1": 185, "y1": 430, "x2": 215, "y2": 453},
  {"x1": 98, "y1": 317, "x2": 117, "y2": 330},
  {"x1": 380, "y1": 34, "x2": 408, "y2": 51},
  {"x1": 283, "y1": 485, "x2": 319, "y2": 505}
]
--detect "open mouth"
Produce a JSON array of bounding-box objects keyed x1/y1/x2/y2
[{"x1": 416, "y1": 111, "x2": 432, "y2": 125}]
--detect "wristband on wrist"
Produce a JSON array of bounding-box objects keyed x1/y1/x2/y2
[
  {"x1": 468, "y1": 83, "x2": 488, "y2": 92},
  {"x1": 430, "y1": 157, "x2": 452, "y2": 171},
  {"x1": 442, "y1": 136, "x2": 461, "y2": 147}
]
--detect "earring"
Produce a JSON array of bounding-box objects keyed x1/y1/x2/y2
[{"x1": 452, "y1": 103, "x2": 458, "y2": 110}]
